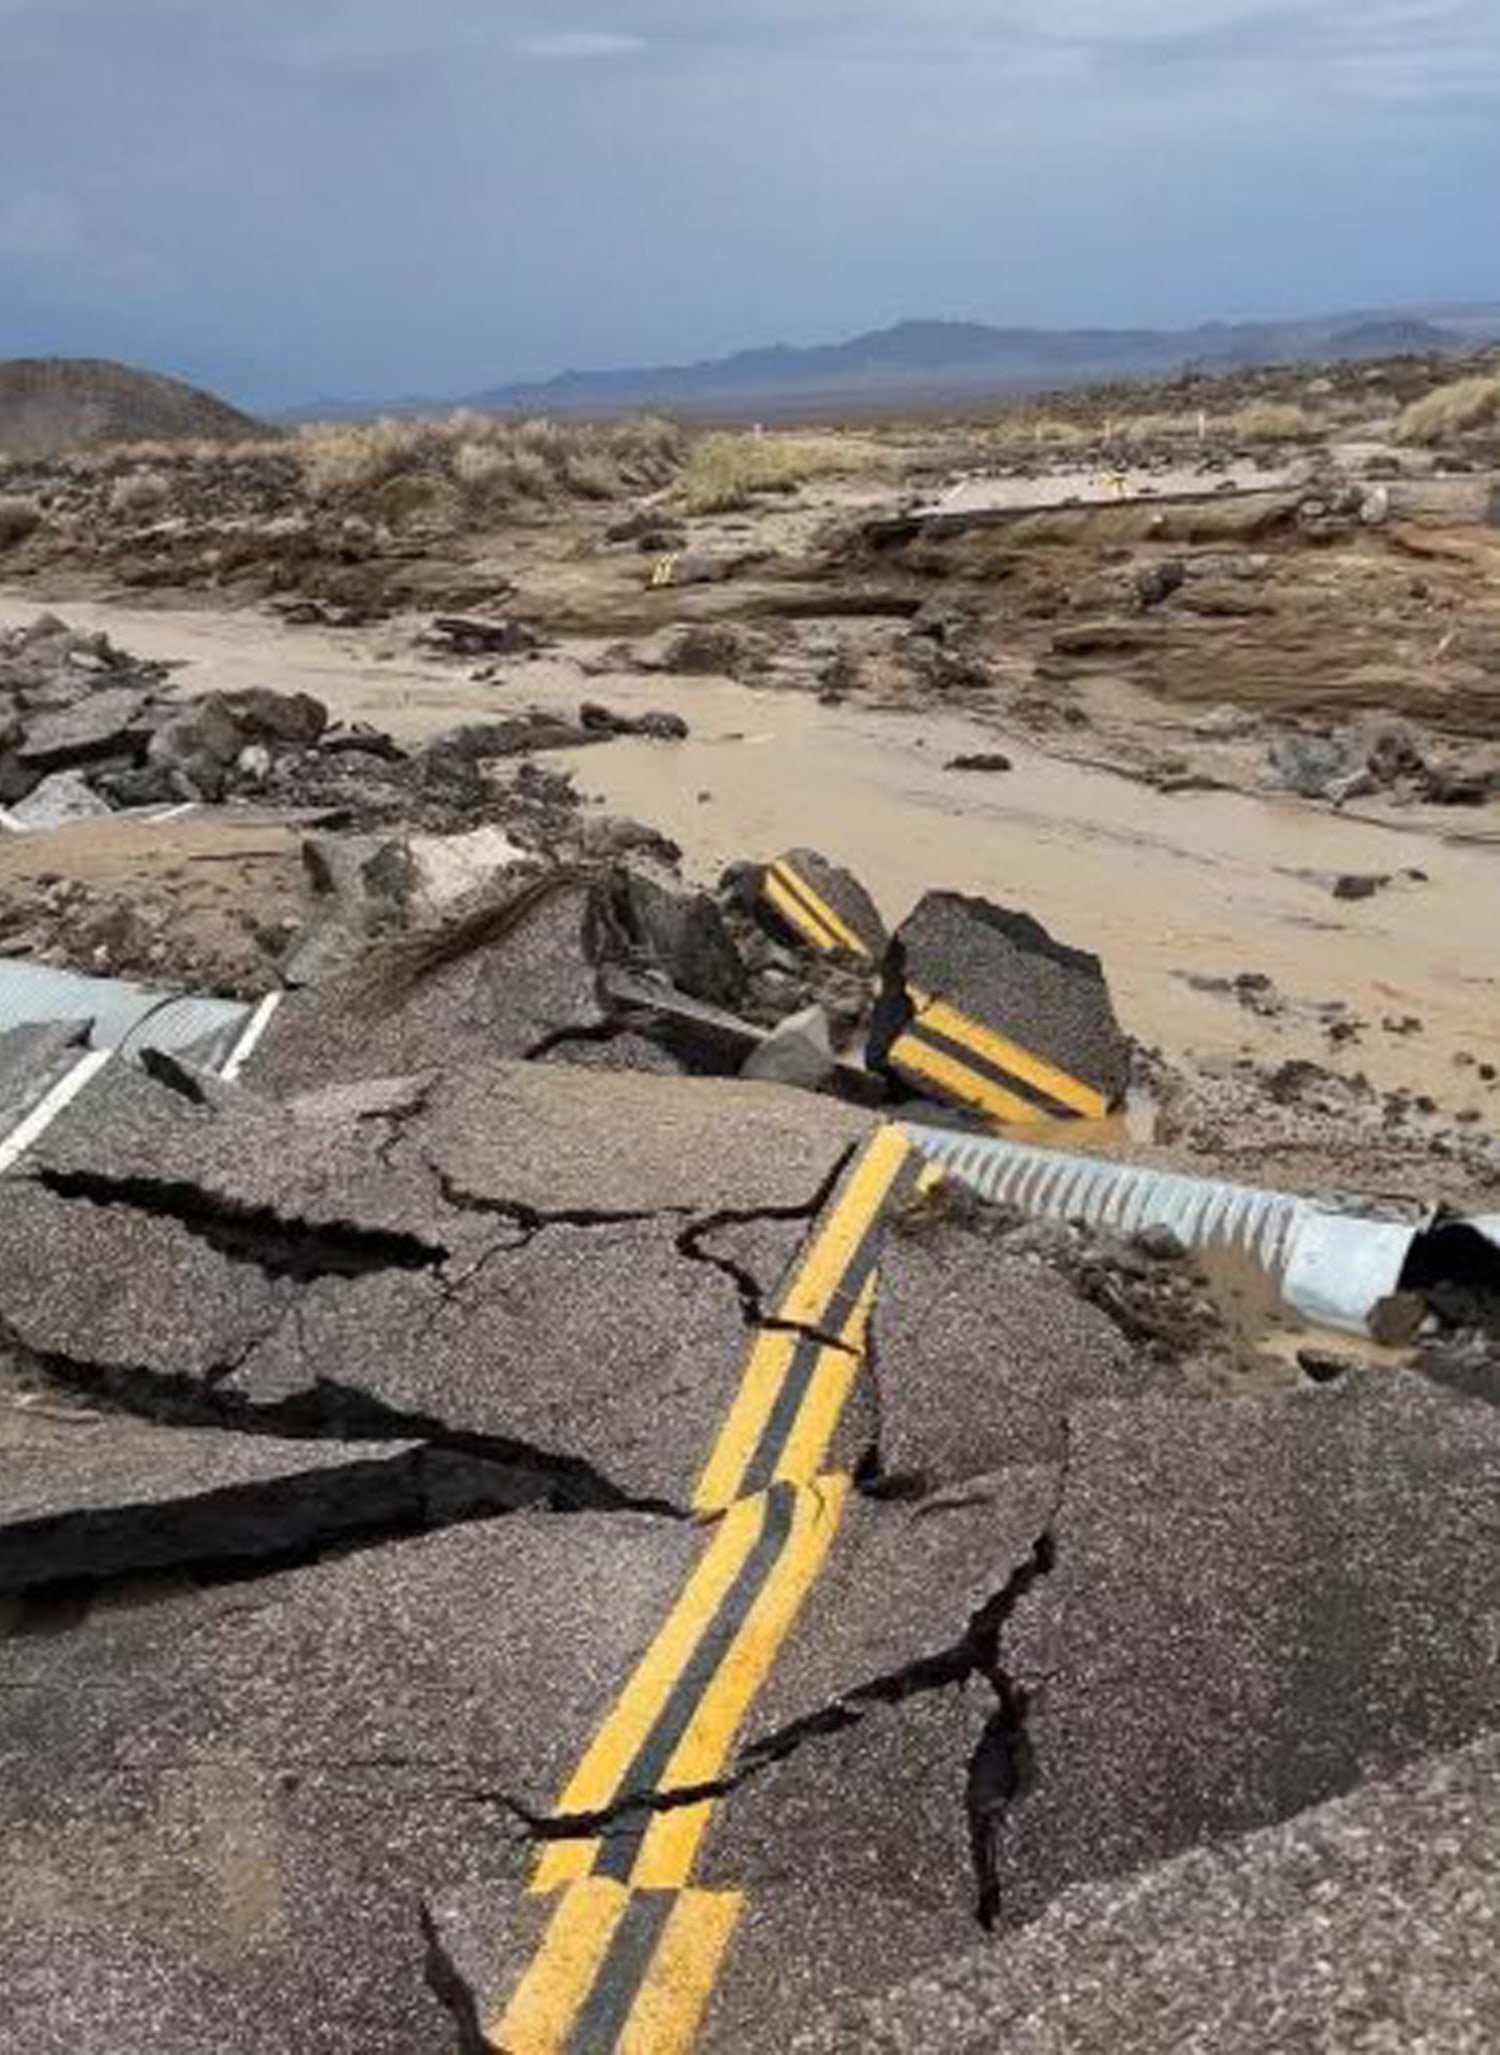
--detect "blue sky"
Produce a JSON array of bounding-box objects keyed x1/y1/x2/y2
[{"x1": 1, "y1": 0, "x2": 1497, "y2": 408}]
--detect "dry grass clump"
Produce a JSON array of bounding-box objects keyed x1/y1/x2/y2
[
  {"x1": 679, "y1": 431, "x2": 885, "y2": 514},
  {"x1": 0, "y1": 494, "x2": 41, "y2": 549},
  {"x1": 107, "y1": 470, "x2": 172, "y2": 515},
  {"x1": 982, "y1": 416, "x2": 1089, "y2": 453},
  {"x1": 1225, "y1": 402, "x2": 1314, "y2": 443},
  {"x1": 297, "y1": 413, "x2": 685, "y2": 518},
  {"x1": 48, "y1": 437, "x2": 285, "y2": 476},
  {"x1": 1394, "y1": 375, "x2": 1500, "y2": 446},
  {"x1": 1116, "y1": 412, "x2": 1210, "y2": 446}
]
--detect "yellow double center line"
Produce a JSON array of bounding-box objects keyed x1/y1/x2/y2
[
  {"x1": 760, "y1": 859, "x2": 874, "y2": 961},
  {"x1": 490, "y1": 1125, "x2": 924, "y2": 2052},
  {"x1": 889, "y1": 987, "x2": 1109, "y2": 1125}
]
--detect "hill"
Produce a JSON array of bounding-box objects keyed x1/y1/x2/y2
[
  {"x1": 0, "y1": 358, "x2": 264, "y2": 457},
  {"x1": 286, "y1": 303, "x2": 1500, "y2": 425}
]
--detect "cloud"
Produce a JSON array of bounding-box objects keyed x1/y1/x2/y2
[{"x1": 515, "y1": 30, "x2": 645, "y2": 61}]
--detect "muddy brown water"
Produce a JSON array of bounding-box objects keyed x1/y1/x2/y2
[{"x1": 3, "y1": 593, "x2": 1498, "y2": 1112}]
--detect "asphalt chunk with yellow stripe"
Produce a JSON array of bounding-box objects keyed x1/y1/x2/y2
[
  {"x1": 870, "y1": 891, "x2": 1130, "y2": 1125},
  {"x1": 461, "y1": 1125, "x2": 922, "y2": 2053},
  {"x1": 758, "y1": 850, "x2": 888, "y2": 963},
  {"x1": 888, "y1": 989, "x2": 1110, "y2": 1125}
]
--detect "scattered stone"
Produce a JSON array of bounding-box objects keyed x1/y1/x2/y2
[
  {"x1": 624, "y1": 622, "x2": 748, "y2": 675},
  {"x1": 945, "y1": 752, "x2": 1012, "y2": 773},
  {"x1": 1133, "y1": 557, "x2": 1187, "y2": 609},
  {"x1": 577, "y1": 701, "x2": 689, "y2": 741},
  {"x1": 1333, "y1": 873, "x2": 1389, "y2": 902},
  {"x1": 740, "y1": 1004, "x2": 837, "y2": 1093},
  {"x1": 0, "y1": 768, "x2": 114, "y2": 830},
  {"x1": 16, "y1": 687, "x2": 151, "y2": 773},
  {"x1": 418, "y1": 616, "x2": 538, "y2": 658},
  {"x1": 1264, "y1": 730, "x2": 1357, "y2": 799}
]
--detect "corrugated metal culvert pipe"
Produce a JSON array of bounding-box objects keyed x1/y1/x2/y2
[{"x1": 903, "y1": 1123, "x2": 1500, "y2": 1338}]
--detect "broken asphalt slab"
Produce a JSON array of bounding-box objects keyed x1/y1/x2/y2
[
  {"x1": 869, "y1": 1216, "x2": 1152, "y2": 1489},
  {"x1": 0, "y1": 1061, "x2": 877, "y2": 1507},
  {"x1": 402, "y1": 1060, "x2": 870, "y2": 1218},
  {"x1": 221, "y1": 1215, "x2": 868, "y2": 1509},
  {"x1": 871, "y1": 892, "x2": 1131, "y2": 1123},
  {"x1": 993, "y1": 1377, "x2": 1500, "y2": 1931},
  {"x1": 0, "y1": 1180, "x2": 829, "y2": 1511},
  {"x1": 27, "y1": 1053, "x2": 455, "y2": 1247},
  {"x1": 0, "y1": 1512, "x2": 701, "y2": 2055},
  {"x1": 756, "y1": 848, "x2": 889, "y2": 963},
  {"x1": 244, "y1": 873, "x2": 615, "y2": 1095},
  {"x1": 0, "y1": 1408, "x2": 534, "y2": 1594},
  {"x1": 424, "y1": 1469, "x2": 1060, "y2": 2049},
  {"x1": 792, "y1": 1733, "x2": 1500, "y2": 2054}
]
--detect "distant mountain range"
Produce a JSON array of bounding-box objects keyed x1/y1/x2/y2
[{"x1": 286, "y1": 302, "x2": 1500, "y2": 425}]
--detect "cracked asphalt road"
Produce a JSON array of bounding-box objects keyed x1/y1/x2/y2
[{"x1": 2, "y1": 966, "x2": 1499, "y2": 2051}]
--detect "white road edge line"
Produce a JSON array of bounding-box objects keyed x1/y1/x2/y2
[
  {"x1": 219, "y1": 990, "x2": 283, "y2": 1082},
  {"x1": 0, "y1": 1048, "x2": 115, "y2": 1175}
]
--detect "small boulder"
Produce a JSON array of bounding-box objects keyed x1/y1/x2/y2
[
  {"x1": 740, "y1": 1005, "x2": 836, "y2": 1093},
  {"x1": 146, "y1": 693, "x2": 247, "y2": 801},
  {"x1": 1265, "y1": 731, "x2": 1358, "y2": 800},
  {"x1": 1, "y1": 769, "x2": 113, "y2": 830},
  {"x1": 218, "y1": 686, "x2": 328, "y2": 749}
]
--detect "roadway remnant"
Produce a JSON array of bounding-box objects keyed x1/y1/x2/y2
[
  {"x1": 756, "y1": 848, "x2": 888, "y2": 963},
  {"x1": 870, "y1": 893, "x2": 1130, "y2": 1125}
]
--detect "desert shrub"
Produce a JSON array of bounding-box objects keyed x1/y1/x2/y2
[
  {"x1": 1114, "y1": 412, "x2": 1210, "y2": 446},
  {"x1": 1394, "y1": 375, "x2": 1500, "y2": 446},
  {"x1": 680, "y1": 432, "x2": 875, "y2": 514},
  {"x1": 108, "y1": 469, "x2": 172, "y2": 515},
  {"x1": 1227, "y1": 402, "x2": 1314, "y2": 443},
  {"x1": 0, "y1": 494, "x2": 41, "y2": 549},
  {"x1": 297, "y1": 413, "x2": 685, "y2": 516},
  {"x1": 376, "y1": 473, "x2": 461, "y2": 531}
]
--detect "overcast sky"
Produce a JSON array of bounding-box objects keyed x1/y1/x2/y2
[{"x1": 1, "y1": 0, "x2": 1497, "y2": 408}]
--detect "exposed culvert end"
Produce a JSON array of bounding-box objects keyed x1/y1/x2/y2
[{"x1": 903, "y1": 1123, "x2": 1500, "y2": 1340}]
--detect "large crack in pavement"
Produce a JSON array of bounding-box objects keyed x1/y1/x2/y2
[
  {"x1": 0, "y1": 1317, "x2": 682, "y2": 1518},
  {"x1": 478, "y1": 1494, "x2": 1066, "y2": 1941},
  {"x1": 31, "y1": 1166, "x2": 448, "y2": 1282}
]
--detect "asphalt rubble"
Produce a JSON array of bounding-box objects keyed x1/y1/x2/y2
[{"x1": 1, "y1": 613, "x2": 1499, "y2": 2052}]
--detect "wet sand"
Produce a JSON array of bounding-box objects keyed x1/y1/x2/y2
[{"x1": 3, "y1": 592, "x2": 1497, "y2": 1109}]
